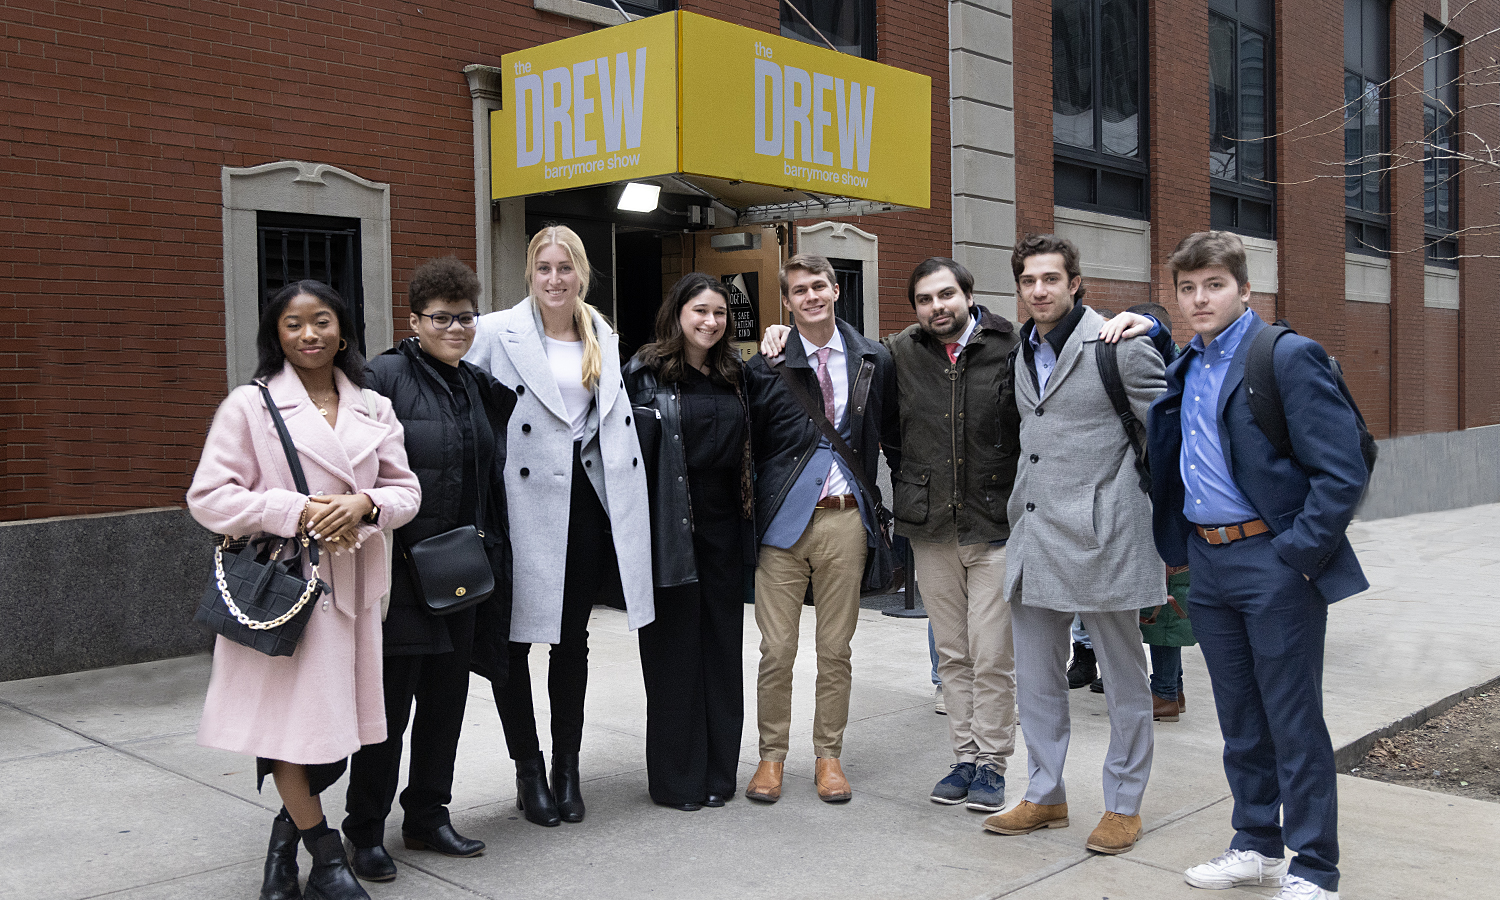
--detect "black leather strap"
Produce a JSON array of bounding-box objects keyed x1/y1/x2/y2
[
  {"x1": 256, "y1": 381, "x2": 320, "y2": 566},
  {"x1": 769, "y1": 359, "x2": 884, "y2": 513}
]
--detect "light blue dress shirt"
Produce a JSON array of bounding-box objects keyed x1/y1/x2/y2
[
  {"x1": 1180, "y1": 308, "x2": 1262, "y2": 526},
  {"x1": 1025, "y1": 326, "x2": 1059, "y2": 396}
]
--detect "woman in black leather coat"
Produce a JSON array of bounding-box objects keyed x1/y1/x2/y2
[
  {"x1": 623, "y1": 273, "x2": 755, "y2": 811},
  {"x1": 341, "y1": 257, "x2": 515, "y2": 883}
]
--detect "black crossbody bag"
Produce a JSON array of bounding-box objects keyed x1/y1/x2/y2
[
  {"x1": 770, "y1": 359, "x2": 896, "y2": 592},
  {"x1": 194, "y1": 382, "x2": 328, "y2": 657}
]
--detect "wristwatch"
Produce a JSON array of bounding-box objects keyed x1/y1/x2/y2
[{"x1": 363, "y1": 498, "x2": 381, "y2": 525}]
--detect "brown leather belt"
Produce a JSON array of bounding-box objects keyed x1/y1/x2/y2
[
  {"x1": 1195, "y1": 519, "x2": 1269, "y2": 545},
  {"x1": 815, "y1": 493, "x2": 859, "y2": 510}
]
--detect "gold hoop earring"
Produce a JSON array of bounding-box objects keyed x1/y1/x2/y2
[{"x1": 338, "y1": 339, "x2": 348, "y2": 351}]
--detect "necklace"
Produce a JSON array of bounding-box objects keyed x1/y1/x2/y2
[{"x1": 309, "y1": 388, "x2": 339, "y2": 416}]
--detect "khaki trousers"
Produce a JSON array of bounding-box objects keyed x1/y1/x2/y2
[
  {"x1": 912, "y1": 538, "x2": 1017, "y2": 771},
  {"x1": 753, "y1": 507, "x2": 866, "y2": 761}
]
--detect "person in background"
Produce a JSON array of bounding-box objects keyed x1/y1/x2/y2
[
  {"x1": 189, "y1": 280, "x2": 421, "y2": 900},
  {"x1": 342, "y1": 258, "x2": 515, "y2": 882},
  {"x1": 624, "y1": 273, "x2": 755, "y2": 811},
  {"x1": 465, "y1": 225, "x2": 653, "y2": 827}
]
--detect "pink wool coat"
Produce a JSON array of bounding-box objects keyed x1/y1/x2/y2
[{"x1": 187, "y1": 362, "x2": 421, "y2": 765}]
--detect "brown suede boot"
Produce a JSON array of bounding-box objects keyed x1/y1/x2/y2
[
  {"x1": 814, "y1": 757, "x2": 852, "y2": 802},
  {"x1": 1085, "y1": 811, "x2": 1142, "y2": 854},
  {"x1": 745, "y1": 761, "x2": 784, "y2": 803},
  {"x1": 1153, "y1": 693, "x2": 1181, "y2": 722}
]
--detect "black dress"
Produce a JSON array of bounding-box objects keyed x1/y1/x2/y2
[{"x1": 637, "y1": 366, "x2": 749, "y2": 805}]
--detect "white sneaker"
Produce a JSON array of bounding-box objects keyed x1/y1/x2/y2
[
  {"x1": 1273, "y1": 874, "x2": 1339, "y2": 900},
  {"x1": 934, "y1": 685, "x2": 947, "y2": 715},
  {"x1": 1184, "y1": 848, "x2": 1289, "y2": 889}
]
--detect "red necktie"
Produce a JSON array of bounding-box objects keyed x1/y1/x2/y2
[{"x1": 945, "y1": 342, "x2": 961, "y2": 364}]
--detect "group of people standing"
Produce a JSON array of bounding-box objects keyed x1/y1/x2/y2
[{"x1": 188, "y1": 223, "x2": 1366, "y2": 900}]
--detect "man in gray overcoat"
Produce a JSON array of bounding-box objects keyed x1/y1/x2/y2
[{"x1": 981, "y1": 234, "x2": 1166, "y2": 856}]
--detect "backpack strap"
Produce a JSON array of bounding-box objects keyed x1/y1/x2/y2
[
  {"x1": 1094, "y1": 341, "x2": 1150, "y2": 493},
  {"x1": 1244, "y1": 324, "x2": 1295, "y2": 460}
]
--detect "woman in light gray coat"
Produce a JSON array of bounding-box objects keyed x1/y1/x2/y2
[{"x1": 465, "y1": 225, "x2": 653, "y2": 827}]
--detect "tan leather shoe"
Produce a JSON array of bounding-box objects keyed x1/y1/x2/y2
[
  {"x1": 982, "y1": 800, "x2": 1070, "y2": 835},
  {"x1": 814, "y1": 757, "x2": 852, "y2": 802},
  {"x1": 1153, "y1": 693, "x2": 1180, "y2": 722},
  {"x1": 745, "y1": 761, "x2": 784, "y2": 803},
  {"x1": 1085, "y1": 811, "x2": 1142, "y2": 854}
]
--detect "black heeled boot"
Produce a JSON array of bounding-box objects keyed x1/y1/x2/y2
[
  {"x1": 551, "y1": 752, "x2": 585, "y2": 823},
  {"x1": 515, "y1": 753, "x2": 561, "y2": 827},
  {"x1": 260, "y1": 808, "x2": 301, "y2": 900},
  {"x1": 301, "y1": 827, "x2": 370, "y2": 900}
]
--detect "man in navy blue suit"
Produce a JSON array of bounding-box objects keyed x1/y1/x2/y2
[{"x1": 1146, "y1": 231, "x2": 1368, "y2": 900}]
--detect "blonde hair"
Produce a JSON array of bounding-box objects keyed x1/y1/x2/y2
[{"x1": 526, "y1": 225, "x2": 602, "y2": 391}]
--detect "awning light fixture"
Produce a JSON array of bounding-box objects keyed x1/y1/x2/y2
[{"x1": 617, "y1": 182, "x2": 661, "y2": 212}]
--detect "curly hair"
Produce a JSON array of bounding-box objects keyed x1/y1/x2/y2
[{"x1": 409, "y1": 256, "x2": 481, "y2": 314}]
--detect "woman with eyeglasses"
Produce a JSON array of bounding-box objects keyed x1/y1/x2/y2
[
  {"x1": 189, "y1": 280, "x2": 421, "y2": 900},
  {"x1": 465, "y1": 224, "x2": 653, "y2": 826},
  {"x1": 623, "y1": 273, "x2": 755, "y2": 811},
  {"x1": 341, "y1": 258, "x2": 516, "y2": 883}
]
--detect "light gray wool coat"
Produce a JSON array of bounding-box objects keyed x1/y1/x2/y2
[
  {"x1": 1005, "y1": 306, "x2": 1167, "y2": 613},
  {"x1": 465, "y1": 299, "x2": 654, "y2": 643}
]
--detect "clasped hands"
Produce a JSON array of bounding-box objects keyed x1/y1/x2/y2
[{"x1": 300, "y1": 492, "x2": 375, "y2": 553}]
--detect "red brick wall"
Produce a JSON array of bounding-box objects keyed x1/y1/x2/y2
[
  {"x1": 1147, "y1": 0, "x2": 1211, "y2": 311},
  {"x1": 1012, "y1": 0, "x2": 1053, "y2": 240},
  {"x1": 1452, "y1": 3, "x2": 1500, "y2": 428},
  {"x1": 1343, "y1": 299, "x2": 1392, "y2": 437},
  {"x1": 0, "y1": 0, "x2": 952, "y2": 520},
  {"x1": 1423, "y1": 306, "x2": 1459, "y2": 432}
]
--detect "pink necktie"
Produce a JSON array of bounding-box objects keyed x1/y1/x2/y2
[
  {"x1": 815, "y1": 347, "x2": 836, "y2": 422},
  {"x1": 816, "y1": 347, "x2": 836, "y2": 499},
  {"x1": 945, "y1": 342, "x2": 960, "y2": 364}
]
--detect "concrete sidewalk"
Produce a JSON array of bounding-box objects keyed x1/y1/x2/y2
[{"x1": 2, "y1": 504, "x2": 1498, "y2": 900}]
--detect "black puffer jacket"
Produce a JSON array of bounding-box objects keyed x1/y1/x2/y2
[
  {"x1": 366, "y1": 338, "x2": 516, "y2": 663},
  {"x1": 744, "y1": 318, "x2": 900, "y2": 543}
]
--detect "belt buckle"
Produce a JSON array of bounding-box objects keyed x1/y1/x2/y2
[{"x1": 1216, "y1": 526, "x2": 1231, "y2": 545}]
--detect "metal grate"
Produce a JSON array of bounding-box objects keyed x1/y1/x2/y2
[{"x1": 256, "y1": 212, "x2": 366, "y2": 354}]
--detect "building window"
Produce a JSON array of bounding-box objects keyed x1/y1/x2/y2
[
  {"x1": 1345, "y1": 0, "x2": 1389, "y2": 256},
  {"x1": 1208, "y1": 0, "x2": 1273, "y2": 238},
  {"x1": 257, "y1": 212, "x2": 367, "y2": 355},
  {"x1": 1424, "y1": 23, "x2": 1460, "y2": 268},
  {"x1": 1053, "y1": 0, "x2": 1147, "y2": 218},
  {"x1": 583, "y1": 0, "x2": 674, "y2": 16},
  {"x1": 781, "y1": 0, "x2": 876, "y2": 60}
]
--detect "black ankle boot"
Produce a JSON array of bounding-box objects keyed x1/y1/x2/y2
[
  {"x1": 515, "y1": 753, "x2": 561, "y2": 827},
  {"x1": 1067, "y1": 642, "x2": 1097, "y2": 689},
  {"x1": 551, "y1": 752, "x2": 585, "y2": 823},
  {"x1": 301, "y1": 829, "x2": 370, "y2": 900},
  {"x1": 260, "y1": 809, "x2": 301, "y2": 900}
]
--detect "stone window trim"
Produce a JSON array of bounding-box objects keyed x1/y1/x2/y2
[
  {"x1": 222, "y1": 161, "x2": 392, "y2": 389},
  {"x1": 796, "y1": 222, "x2": 879, "y2": 338}
]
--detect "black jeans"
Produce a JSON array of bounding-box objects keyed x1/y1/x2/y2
[{"x1": 496, "y1": 443, "x2": 615, "y2": 759}]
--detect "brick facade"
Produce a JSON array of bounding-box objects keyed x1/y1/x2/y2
[
  {"x1": 0, "y1": 0, "x2": 952, "y2": 521},
  {"x1": 1010, "y1": 0, "x2": 1500, "y2": 440}
]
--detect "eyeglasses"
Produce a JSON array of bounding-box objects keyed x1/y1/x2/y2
[{"x1": 416, "y1": 312, "x2": 478, "y2": 330}]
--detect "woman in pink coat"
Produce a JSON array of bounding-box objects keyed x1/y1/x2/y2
[{"x1": 188, "y1": 280, "x2": 420, "y2": 900}]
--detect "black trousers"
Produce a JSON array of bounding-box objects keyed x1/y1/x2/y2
[
  {"x1": 495, "y1": 445, "x2": 615, "y2": 759},
  {"x1": 342, "y1": 611, "x2": 475, "y2": 848},
  {"x1": 637, "y1": 473, "x2": 746, "y2": 804}
]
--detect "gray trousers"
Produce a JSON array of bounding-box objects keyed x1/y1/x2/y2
[{"x1": 1010, "y1": 598, "x2": 1153, "y2": 816}]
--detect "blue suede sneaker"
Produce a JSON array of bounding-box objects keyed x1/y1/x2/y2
[
  {"x1": 929, "y1": 762, "x2": 976, "y2": 804},
  {"x1": 964, "y1": 764, "x2": 1006, "y2": 812}
]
